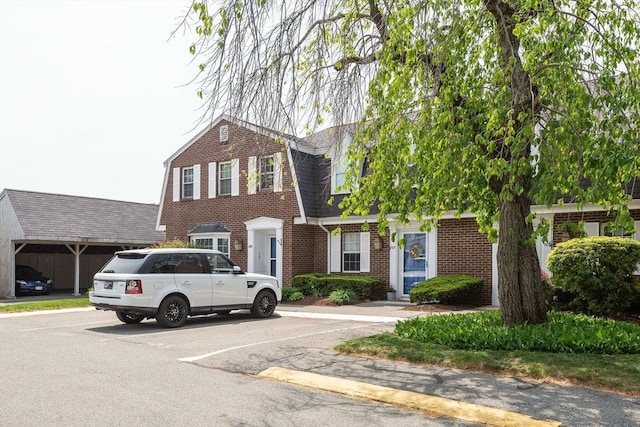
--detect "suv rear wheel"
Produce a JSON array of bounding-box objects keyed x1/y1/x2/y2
[
  {"x1": 251, "y1": 290, "x2": 276, "y2": 318},
  {"x1": 156, "y1": 295, "x2": 188, "y2": 328},
  {"x1": 116, "y1": 311, "x2": 145, "y2": 324}
]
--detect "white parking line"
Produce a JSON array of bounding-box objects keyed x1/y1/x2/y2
[
  {"x1": 0, "y1": 307, "x2": 96, "y2": 319},
  {"x1": 18, "y1": 320, "x2": 115, "y2": 332},
  {"x1": 179, "y1": 323, "x2": 377, "y2": 362},
  {"x1": 277, "y1": 310, "x2": 403, "y2": 323}
]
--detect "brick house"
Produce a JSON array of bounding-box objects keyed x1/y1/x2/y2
[{"x1": 157, "y1": 115, "x2": 640, "y2": 305}]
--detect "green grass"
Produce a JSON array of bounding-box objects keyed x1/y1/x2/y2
[
  {"x1": 0, "y1": 298, "x2": 91, "y2": 312},
  {"x1": 335, "y1": 311, "x2": 640, "y2": 396}
]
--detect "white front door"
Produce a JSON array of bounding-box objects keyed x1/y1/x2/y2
[{"x1": 401, "y1": 233, "x2": 428, "y2": 297}]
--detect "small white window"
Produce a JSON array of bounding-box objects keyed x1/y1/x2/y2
[
  {"x1": 219, "y1": 162, "x2": 232, "y2": 196},
  {"x1": 602, "y1": 224, "x2": 635, "y2": 238},
  {"x1": 259, "y1": 155, "x2": 275, "y2": 190},
  {"x1": 191, "y1": 235, "x2": 230, "y2": 257},
  {"x1": 220, "y1": 125, "x2": 229, "y2": 143},
  {"x1": 343, "y1": 233, "x2": 361, "y2": 272},
  {"x1": 182, "y1": 167, "x2": 194, "y2": 199}
]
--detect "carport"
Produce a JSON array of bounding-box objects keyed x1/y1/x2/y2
[{"x1": 0, "y1": 189, "x2": 165, "y2": 298}]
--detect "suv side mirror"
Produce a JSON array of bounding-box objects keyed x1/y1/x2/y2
[{"x1": 233, "y1": 265, "x2": 243, "y2": 274}]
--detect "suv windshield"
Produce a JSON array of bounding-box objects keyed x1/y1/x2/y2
[{"x1": 99, "y1": 253, "x2": 148, "y2": 274}]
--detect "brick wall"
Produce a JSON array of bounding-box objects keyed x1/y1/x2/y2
[
  {"x1": 159, "y1": 119, "x2": 301, "y2": 275},
  {"x1": 552, "y1": 209, "x2": 640, "y2": 242},
  {"x1": 437, "y1": 218, "x2": 493, "y2": 305},
  {"x1": 324, "y1": 223, "x2": 390, "y2": 283}
]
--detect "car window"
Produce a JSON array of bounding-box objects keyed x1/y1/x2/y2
[
  {"x1": 173, "y1": 254, "x2": 206, "y2": 274},
  {"x1": 100, "y1": 253, "x2": 148, "y2": 274},
  {"x1": 205, "y1": 254, "x2": 234, "y2": 273},
  {"x1": 143, "y1": 254, "x2": 177, "y2": 274}
]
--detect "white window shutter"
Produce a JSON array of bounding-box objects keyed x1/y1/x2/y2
[
  {"x1": 172, "y1": 167, "x2": 180, "y2": 201},
  {"x1": 360, "y1": 232, "x2": 370, "y2": 272},
  {"x1": 584, "y1": 222, "x2": 599, "y2": 237},
  {"x1": 231, "y1": 158, "x2": 240, "y2": 196},
  {"x1": 208, "y1": 162, "x2": 217, "y2": 198},
  {"x1": 248, "y1": 156, "x2": 257, "y2": 195},
  {"x1": 193, "y1": 164, "x2": 201, "y2": 200},
  {"x1": 274, "y1": 152, "x2": 283, "y2": 192},
  {"x1": 634, "y1": 221, "x2": 640, "y2": 275},
  {"x1": 330, "y1": 232, "x2": 341, "y2": 272}
]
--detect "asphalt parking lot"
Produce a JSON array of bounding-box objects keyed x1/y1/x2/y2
[{"x1": 1, "y1": 303, "x2": 639, "y2": 426}]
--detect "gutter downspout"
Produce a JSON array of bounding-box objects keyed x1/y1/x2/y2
[{"x1": 318, "y1": 221, "x2": 331, "y2": 273}]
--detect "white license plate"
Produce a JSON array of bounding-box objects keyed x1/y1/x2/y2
[{"x1": 35, "y1": 286, "x2": 43, "y2": 291}]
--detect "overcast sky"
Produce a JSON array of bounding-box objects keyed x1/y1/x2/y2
[{"x1": 0, "y1": 0, "x2": 208, "y2": 204}]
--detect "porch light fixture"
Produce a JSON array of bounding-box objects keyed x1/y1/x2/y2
[
  {"x1": 373, "y1": 237, "x2": 382, "y2": 250},
  {"x1": 234, "y1": 239, "x2": 243, "y2": 251}
]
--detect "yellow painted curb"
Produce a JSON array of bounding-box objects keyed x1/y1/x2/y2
[{"x1": 258, "y1": 367, "x2": 561, "y2": 427}]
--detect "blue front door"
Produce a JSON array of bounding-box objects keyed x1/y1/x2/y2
[{"x1": 402, "y1": 233, "x2": 427, "y2": 295}]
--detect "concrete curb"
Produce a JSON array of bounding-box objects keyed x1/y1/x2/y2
[{"x1": 258, "y1": 367, "x2": 562, "y2": 427}]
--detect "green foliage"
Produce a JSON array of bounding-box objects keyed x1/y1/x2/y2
[
  {"x1": 335, "y1": 333, "x2": 640, "y2": 395},
  {"x1": 0, "y1": 298, "x2": 90, "y2": 313},
  {"x1": 409, "y1": 275, "x2": 484, "y2": 304},
  {"x1": 547, "y1": 237, "x2": 640, "y2": 316},
  {"x1": 292, "y1": 273, "x2": 386, "y2": 300},
  {"x1": 152, "y1": 239, "x2": 198, "y2": 248},
  {"x1": 394, "y1": 310, "x2": 640, "y2": 355},
  {"x1": 328, "y1": 289, "x2": 357, "y2": 305},
  {"x1": 281, "y1": 287, "x2": 304, "y2": 302},
  {"x1": 187, "y1": 1, "x2": 640, "y2": 324}
]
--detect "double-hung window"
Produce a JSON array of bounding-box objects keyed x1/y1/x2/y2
[
  {"x1": 330, "y1": 231, "x2": 370, "y2": 273},
  {"x1": 182, "y1": 167, "x2": 194, "y2": 199},
  {"x1": 218, "y1": 162, "x2": 232, "y2": 196},
  {"x1": 191, "y1": 236, "x2": 230, "y2": 257},
  {"x1": 259, "y1": 155, "x2": 274, "y2": 190},
  {"x1": 343, "y1": 233, "x2": 361, "y2": 272}
]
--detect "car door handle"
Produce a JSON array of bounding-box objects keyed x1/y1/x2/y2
[
  {"x1": 215, "y1": 281, "x2": 224, "y2": 286},
  {"x1": 181, "y1": 281, "x2": 191, "y2": 286}
]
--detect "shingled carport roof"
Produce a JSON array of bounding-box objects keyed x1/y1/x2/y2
[{"x1": 4, "y1": 189, "x2": 165, "y2": 245}]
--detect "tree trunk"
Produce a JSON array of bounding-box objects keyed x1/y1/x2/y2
[{"x1": 497, "y1": 195, "x2": 548, "y2": 326}]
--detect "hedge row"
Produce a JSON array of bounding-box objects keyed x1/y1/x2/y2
[
  {"x1": 292, "y1": 273, "x2": 387, "y2": 300},
  {"x1": 409, "y1": 275, "x2": 484, "y2": 304}
]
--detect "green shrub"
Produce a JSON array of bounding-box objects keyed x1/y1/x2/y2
[
  {"x1": 409, "y1": 275, "x2": 484, "y2": 304},
  {"x1": 292, "y1": 273, "x2": 386, "y2": 300},
  {"x1": 328, "y1": 289, "x2": 357, "y2": 305},
  {"x1": 282, "y1": 287, "x2": 304, "y2": 302},
  {"x1": 394, "y1": 310, "x2": 640, "y2": 354},
  {"x1": 547, "y1": 237, "x2": 640, "y2": 316},
  {"x1": 152, "y1": 239, "x2": 197, "y2": 248}
]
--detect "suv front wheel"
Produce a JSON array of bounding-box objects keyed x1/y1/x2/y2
[
  {"x1": 251, "y1": 290, "x2": 276, "y2": 318},
  {"x1": 156, "y1": 295, "x2": 189, "y2": 328}
]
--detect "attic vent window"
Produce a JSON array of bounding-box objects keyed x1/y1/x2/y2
[{"x1": 220, "y1": 125, "x2": 229, "y2": 143}]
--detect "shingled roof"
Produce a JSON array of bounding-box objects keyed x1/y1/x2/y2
[{"x1": 2, "y1": 189, "x2": 165, "y2": 244}]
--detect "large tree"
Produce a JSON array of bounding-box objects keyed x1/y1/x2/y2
[{"x1": 183, "y1": 0, "x2": 640, "y2": 326}]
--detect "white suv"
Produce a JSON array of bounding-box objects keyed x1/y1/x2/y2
[{"x1": 89, "y1": 248, "x2": 281, "y2": 328}]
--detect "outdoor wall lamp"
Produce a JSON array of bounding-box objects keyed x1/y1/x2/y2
[
  {"x1": 234, "y1": 239, "x2": 243, "y2": 251},
  {"x1": 373, "y1": 237, "x2": 382, "y2": 250}
]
